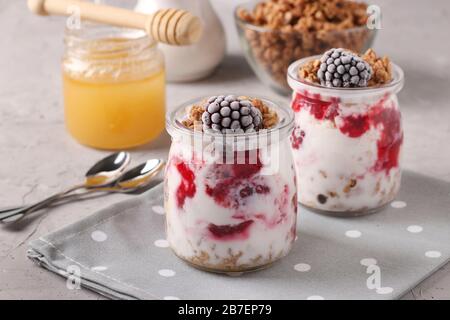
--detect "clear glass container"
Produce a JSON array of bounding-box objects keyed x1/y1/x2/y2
[
  {"x1": 235, "y1": 1, "x2": 376, "y2": 95},
  {"x1": 287, "y1": 57, "x2": 405, "y2": 216},
  {"x1": 62, "y1": 24, "x2": 165, "y2": 150},
  {"x1": 164, "y1": 97, "x2": 297, "y2": 273}
]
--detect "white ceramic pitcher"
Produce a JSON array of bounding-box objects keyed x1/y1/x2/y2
[{"x1": 134, "y1": 0, "x2": 226, "y2": 82}]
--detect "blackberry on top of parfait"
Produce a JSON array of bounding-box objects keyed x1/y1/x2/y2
[
  {"x1": 182, "y1": 95, "x2": 279, "y2": 133},
  {"x1": 298, "y1": 48, "x2": 393, "y2": 88}
]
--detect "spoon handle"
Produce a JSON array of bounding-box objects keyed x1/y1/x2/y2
[
  {"x1": 0, "y1": 186, "x2": 125, "y2": 224},
  {"x1": 0, "y1": 182, "x2": 158, "y2": 224},
  {"x1": 0, "y1": 184, "x2": 85, "y2": 222}
]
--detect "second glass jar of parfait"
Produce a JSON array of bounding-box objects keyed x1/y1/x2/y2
[
  {"x1": 287, "y1": 57, "x2": 405, "y2": 216},
  {"x1": 164, "y1": 97, "x2": 297, "y2": 273}
]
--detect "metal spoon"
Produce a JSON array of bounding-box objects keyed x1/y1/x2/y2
[
  {"x1": 57, "y1": 159, "x2": 166, "y2": 196},
  {"x1": 0, "y1": 151, "x2": 131, "y2": 221},
  {"x1": 0, "y1": 159, "x2": 165, "y2": 224},
  {"x1": 115, "y1": 159, "x2": 165, "y2": 191}
]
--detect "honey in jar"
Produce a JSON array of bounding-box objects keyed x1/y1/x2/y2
[{"x1": 62, "y1": 25, "x2": 165, "y2": 149}]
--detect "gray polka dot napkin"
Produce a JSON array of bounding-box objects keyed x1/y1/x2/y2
[{"x1": 27, "y1": 171, "x2": 450, "y2": 300}]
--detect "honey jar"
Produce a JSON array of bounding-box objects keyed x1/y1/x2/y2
[{"x1": 62, "y1": 24, "x2": 165, "y2": 149}]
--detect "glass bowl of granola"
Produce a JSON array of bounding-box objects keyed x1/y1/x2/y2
[{"x1": 235, "y1": 0, "x2": 376, "y2": 95}]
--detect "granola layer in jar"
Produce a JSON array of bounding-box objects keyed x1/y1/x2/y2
[
  {"x1": 287, "y1": 54, "x2": 404, "y2": 215},
  {"x1": 165, "y1": 96, "x2": 297, "y2": 273}
]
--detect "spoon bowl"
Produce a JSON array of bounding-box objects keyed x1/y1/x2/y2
[
  {"x1": 85, "y1": 151, "x2": 131, "y2": 187},
  {"x1": 116, "y1": 159, "x2": 165, "y2": 190}
]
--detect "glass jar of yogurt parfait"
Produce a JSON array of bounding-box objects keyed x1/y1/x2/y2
[
  {"x1": 165, "y1": 96, "x2": 297, "y2": 273},
  {"x1": 287, "y1": 56, "x2": 405, "y2": 216}
]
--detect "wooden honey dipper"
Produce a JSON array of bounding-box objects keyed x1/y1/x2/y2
[{"x1": 27, "y1": 0, "x2": 203, "y2": 46}]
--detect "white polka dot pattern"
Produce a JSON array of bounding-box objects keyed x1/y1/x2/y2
[
  {"x1": 154, "y1": 239, "x2": 170, "y2": 248},
  {"x1": 391, "y1": 201, "x2": 407, "y2": 209},
  {"x1": 425, "y1": 251, "x2": 442, "y2": 258},
  {"x1": 345, "y1": 230, "x2": 362, "y2": 238},
  {"x1": 91, "y1": 266, "x2": 108, "y2": 272},
  {"x1": 91, "y1": 230, "x2": 107, "y2": 242},
  {"x1": 294, "y1": 263, "x2": 311, "y2": 272},
  {"x1": 376, "y1": 287, "x2": 393, "y2": 295},
  {"x1": 407, "y1": 225, "x2": 423, "y2": 233},
  {"x1": 159, "y1": 269, "x2": 176, "y2": 277},
  {"x1": 152, "y1": 205, "x2": 165, "y2": 215}
]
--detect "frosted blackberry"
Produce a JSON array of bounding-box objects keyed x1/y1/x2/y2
[
  {"x1": 317, "y1": 48, "x2": 372, "y2": 88},
  {"x1": 201, "y1": 95, "x2": 263, "y2": 134}
]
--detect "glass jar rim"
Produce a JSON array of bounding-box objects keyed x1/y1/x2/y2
[
  {"x1": 166, "y1": 95, "x2": 294, "y2": 141},
  {"x1": 64, "y1": 23, "x2": 156, "y2": 54},
  {"x1": 287, "y1": 55, "x2": 405, "y2": 99}
]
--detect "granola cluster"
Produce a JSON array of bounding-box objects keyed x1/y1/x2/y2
[
  {"x1": 237, "y1": 0, "x2": 372, "y2": 90},
  {"x1": 298, "y1": 59, "x2": 321, "y2": 84},
  {"x1": 182, "y1": 97, "x2": 279, "y2": 131},
  {"x1": 182, "y1": 104, "x2": 204, "y2": 129},
  {"x1": 298, "y1": 48, "x2": 393, "y2": 86},
  {"x1": 250, "y1": 97, "x2": 279, "y2": 129},
  {"x1": 362, "y1": 49, "x2": 392, "y2": 86}
]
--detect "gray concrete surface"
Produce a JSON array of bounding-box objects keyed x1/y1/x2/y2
[{"x1": 0, "y1": 0, "x2": 449, "y2": 299}]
